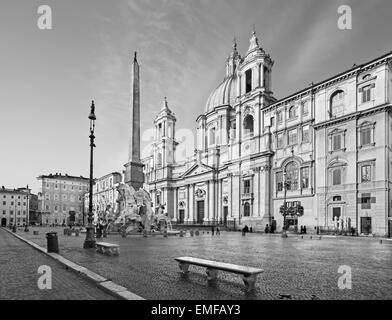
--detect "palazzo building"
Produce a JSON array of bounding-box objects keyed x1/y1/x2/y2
[
  {"x1": 0, "y1": 186, "x2": 29, "y2": 227},
  {"x1": 37, "y1": 173, "x2": 89, "y2": 225},
  {"x1": 142, "y1": 31, "x2": 392, "y2": 237}
]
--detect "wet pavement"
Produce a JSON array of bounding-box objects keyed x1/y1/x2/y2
[{"x1": 15, "y1": 227, "x2": 392, "y2": 300}]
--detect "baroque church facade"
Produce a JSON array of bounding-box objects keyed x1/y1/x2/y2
[{"x1": 142, "y1": 31, "x2": 392, "y2": 237}]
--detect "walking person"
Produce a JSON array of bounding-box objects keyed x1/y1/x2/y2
[
  {"x1": 211, "y1": 226, "x2": 215, "y2": 236},
  {"x1": 216, "y1": 226, "x2": 220, "y2": 235}
]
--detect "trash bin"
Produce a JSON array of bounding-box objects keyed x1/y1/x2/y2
[{"x1": 46, "y1": 232, "x2": 59, "y2": 253}]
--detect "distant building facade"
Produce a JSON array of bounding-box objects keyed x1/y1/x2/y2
[
  {"x1": 37, "y1": 173, "x2": 89, "y2": 225},
  {"x1": 0, "y1": 186, "x2": 29, "y2": 227},
  {"x1": 142, "y1": 31, "x2": 392, "y2": 237},
  {"x1": 84, "y1": 172, "x2": 123, "y2": 222}
]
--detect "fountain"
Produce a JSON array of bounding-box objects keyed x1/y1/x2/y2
[{"x1": 101, "y1": 183, "x2": 180, "y2": 236}]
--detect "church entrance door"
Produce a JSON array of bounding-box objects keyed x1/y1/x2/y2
[
  {"x1": 197, "y1": 201, "x2": 204, "y2": 224},
  {"x1": 179, "y1": 210, "x2": 185, "y2": 224}
]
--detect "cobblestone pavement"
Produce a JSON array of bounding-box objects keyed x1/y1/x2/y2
[
  {"x1": 18, "y1": 227, "x2": 392, "y2": 300},
  {"x1": 0, "y1": 228, "x2": 115, "y2": 300}
]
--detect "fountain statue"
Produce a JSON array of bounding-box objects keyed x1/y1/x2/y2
[{"x1": 102, "y1": 182, "x2": 178, "y2": 235}]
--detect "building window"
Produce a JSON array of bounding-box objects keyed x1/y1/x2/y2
[
  {"x1": 157, "y1": 152, "x2": 163, "y2": 168},
  {"x1": 332, "y1": 134, "x2": 342, "y2": 151},
  {"x1": 302, "y1": 102, "x2": 309, "y2": 116},
  {"x1": 209, "y1": 127, "x2": 216, "y2": 146},
  {"x1": 63, "y1": 205, "x2": 66, "y2": 212},
  {"x1": 243, "y1": 115, "x2": 254, "y2": 137},
  {"x1": 286, "y1": 162, "x2": 299, "y2": 190},
  {"x1": 276, "y1": 172, "x2": 283, "y2": 191},
  {"x1": 332, "y1": 169, "x2": 342, "y2": 185},
  {"x1": 288, "y1": 129, "x2": 297, "y2": 146},
  {"x1": 362, "y1": 85, "x2": 372, "y2": 103},
  {"x1": 333, "y1": 196, "x2": 342, "y2": 201},
  {"x1": 361, "y1": 193, "x2": 372, "y2": 209},
  {"x1": 243, "y1": 202, "x2": 251, "y2": 217},
  {"x1": 2, "y1": 201, "x2": 5, "y2": 205},
  {"x1": 330, "y1": 90, "x2": 344, "y2": 118},
  {"x1": 277, "y1": 133, "x2": 284, "y2": 149},
  {"x1": 270, "y1": 116, "x2": 275, "y2": 127},
  {"x1": 277, "y1": 111, "x2": 283, "y2": 123},
  {"x1": 361, "y1": 165, "x2": 371, "y2": 182},
  {"x1": 243, "y1": 180, "x2": 251, "y2": 194},
  {"x1": 54, "y1": 205, "x2": 58, "y2": 212},
  {"x1": 302, "y1": 125, "x2": 310, "y2": 143},
  {"x1": 245, "y1": 69, "x2": 252, "y2": 93},
  {"x1": 360, "y1": 126, "x2": 372, "y2": 146},
  {"x1": 288, "y1": 106, "x2": 297, "y2": 119},
  {"x1": 301, "y1": 167, "x2": 309, "y2": 189}
]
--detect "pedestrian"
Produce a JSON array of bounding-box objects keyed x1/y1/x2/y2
[
  {"x1": 242, "y1": 227, "x2": 246, "y2": 236},
  {"x1": 303, "y1": 225, "x2": 307, "y2": 234},
  {"x1": 300, "y1": 225, "x2": 303, "y2": 234},
  {"x1": 250, "y1": 226, "x2": 253, "y2": 233},
  {"x1": 211, "y1": 226, "x2": 215, "y2": 236},
  {"x1": 265, "y1": 224, "x2": 269, "y2": 233},
  {"x1": 216, "y1": 227, "x2": 220, "y2": 235}
]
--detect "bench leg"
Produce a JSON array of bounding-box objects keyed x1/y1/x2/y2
[
  {"x1": 179, "y1": 262, "x2": 190, "y2": 274},
  {"x1": 243, "y1": 274, "x2": 257, "y2": 291},
  {"x1": 206, "y1": 268, "x2": 218, "y2": 281}
]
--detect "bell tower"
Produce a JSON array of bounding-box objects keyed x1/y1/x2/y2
[{"x1": 153, "y1": 97, "x2": 177, "y2": 169}]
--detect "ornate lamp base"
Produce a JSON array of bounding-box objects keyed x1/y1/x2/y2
[{"x1": 83, "y1": 226, "x2": 96, "y2": 248}]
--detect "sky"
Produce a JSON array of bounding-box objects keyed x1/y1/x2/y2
[{"x1": 0, "y1": 0, "x2": 391, "y2": 194}]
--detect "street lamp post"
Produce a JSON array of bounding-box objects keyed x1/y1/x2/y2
[
  {"x1": 282, "y1": 170, "x2": 288, "y2": 232},
  {"x1": 83, "y1": 100, "x2": 97, "y2": 249}
]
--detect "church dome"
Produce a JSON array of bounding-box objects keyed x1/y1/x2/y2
[{"x1": 205, "y1": 74, "x2": 238, "y2": 113}]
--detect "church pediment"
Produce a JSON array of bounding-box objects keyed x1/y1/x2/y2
[{"x1": 181, "y1": 162, "x2": 214, "y2": 178}]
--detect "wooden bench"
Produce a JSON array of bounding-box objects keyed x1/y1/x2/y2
[
  {"x1": 96, "y1": 242, "x2": 119, "y2": 256},
  {"x1": 175, "y1": 256, "x2": 263, "y2": 291}
]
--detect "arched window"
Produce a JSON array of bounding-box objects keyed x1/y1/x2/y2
[
  {"x1": 243, "y1": 202, "x2": 250, "y2": 217},
  {"x1": 243, "y1": 115, "x2": 254, "y2": 137},
  {"x1": 285, "y1": 162, "x2": 299, "y2": 191},
  {"x1": 209, "y1": 127, "x2": 216, "y2": 146},
  {"x1": 332, "y1": 168, "x2": 341, "y2": 185},
  {"x1": 288, "y1": 106, "x2": 297, "y2": 119},
  {"x1": 330, "y1": 90, "x2": 344, "y2": 118}
]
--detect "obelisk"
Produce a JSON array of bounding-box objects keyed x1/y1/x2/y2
[{"x1": 124, "y1": 52, "x2": 144, "y2": 189}]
